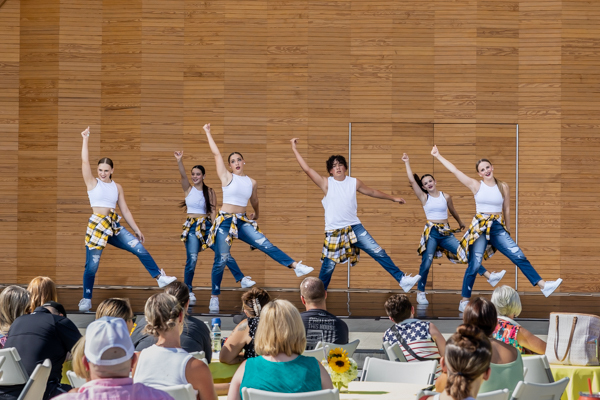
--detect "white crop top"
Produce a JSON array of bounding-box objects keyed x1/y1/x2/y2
[
  {"x1": 474, "y1": 181, "x2": 504, "y2": 213},
  {"x1": 423, "y1": 192, "x2": 448, "y2": 220},
  {"x1": 185, "y1": 186, "x2": 207, "y2": 214},
  {"x1": 133, "y1": 345, "x2": 194, "y2": 389},
  {"x1": 322, "y1": 176, "x2": 362, "y2": 231},
  {"x1": 87, "y1": 178, "x2": 118, "y2": 208},
  {"x1": 222, "y1": 174, "x2": 253, "y2": 207}
]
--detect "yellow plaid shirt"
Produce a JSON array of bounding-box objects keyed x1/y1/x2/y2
[
  {"x1": 180, "y1": 216, "x2": 209, "y2": 247},
  {"x1": 417, "y1": 221, "x2": 462, "y2": 263},
  {"x1": 205, "y1": 211, "x2": 262, "y2": 249},
  {"x1": 457, "y1": 213, "x2": 508, "y2": 263},
  {"x1": 321, "y1": 226, "x2": 360, "y2": 267},
  {"x1": 85, "y1": 210, "x2": 122, "y2": 250}
]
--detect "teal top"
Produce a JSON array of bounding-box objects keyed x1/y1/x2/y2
[
  {"x1": 478, "y1": 351, "x2": 523, "y2": 397},
  {"x1": 240, "y1": 355, "x2": 322, "y2": 398}
]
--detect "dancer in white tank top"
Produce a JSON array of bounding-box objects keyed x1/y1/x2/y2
[
  {"x1": 78, "y1": 127, "x2": 176, "y2": 313},
  {"x1": 402, "y1": 153, "x2": 505, "y2": 306},
  {"x1": 431, "y1": 145, "x2": 562, "y2": 312},
  {"x1": 291, "y1": 138, "x2": 420, "y2": 292},
  {"x1": 202, "y1": 124, "x2": 314, "y2": 313},
  {"x1": 174, "y1": 152, "x2": 255, "y2": 305}
]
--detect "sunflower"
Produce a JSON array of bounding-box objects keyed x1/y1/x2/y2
[
  {"x1": 329, "y1": 354, "x2": 350, "y2": 373},
  {"x1": 327, "y1": 348, "x2": 348, "y2": 362}
]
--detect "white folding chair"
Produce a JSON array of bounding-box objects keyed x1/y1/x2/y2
[
  {"x1": 302, "y1": 347, "x2": 326, "y2": 362},
  {"x1": 382, "y1": 341, "x2": 407, "y2": 362},
  {"x1": 189, "y1": 351, "x2": 208, "y2": 365},
  {"x1": 242, "y1": 387, "x2": 339, "y2": 400},
  {"x1": 66, "y1": 370, "x2": 87, "y2": 389},
  {"x1": 361, "y1": 357, "x2": 437, "y2": 385},
  {"x1": 18, "y1": 359, "x2": 51, "y2": 400},
  {"x1": 160, "y1": 383, "x2": 197, "y2": 400},
  {"x1": 477, "y1": 388, "x2": 509, "y2": 400},
  {"x1": 315, "y1": 340, "x2": 360, "y2": 358},
  {"x1": 0, "y1": 348, "x2": 29, "y2": 385},
  {"x1": 521, "y1": 354, "x2": 554, "y2": 384},
  {"x1": 510, "y1": 377, "x2": 570, "y2": 400}
]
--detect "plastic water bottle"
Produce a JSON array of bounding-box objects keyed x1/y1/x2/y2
[{"x1": 211, "y1": 323, "x2": 222, "y2": 352}]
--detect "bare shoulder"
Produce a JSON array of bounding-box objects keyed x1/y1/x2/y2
[
  {"x1": 235, "y1": 320, "x2": 249, "y2": 332},
  {"x1": 492, "y1": 338, "x2": 519, "y2": 363},
  {"x1": 187, "y1": 356, "x2": 210, "y2": 374},
  {"x1": 250, "y1": 177, "x2": 258, "y2": 186}
]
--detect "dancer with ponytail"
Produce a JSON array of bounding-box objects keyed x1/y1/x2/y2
[
  {"x1": 431, "y1": 146, "x2": 562, "y2": 312},
  {"x1": 402, "y1": 153, "x2": 505, "y2": 305},
  {"x1": 203, "y1": 124, "x2": 313, "y2": 312},
  {"x1": 79, "y1": 127, "x2": 176, "y2": 312},
  {"x1": 175, "y1": 151, "x2": 255, "y2": 305}
]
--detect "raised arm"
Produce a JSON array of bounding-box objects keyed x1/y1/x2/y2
[
  {"x1": 431, "y1": 145, "x2": 480, "y2": 194},
  {"x1": 81, "y1": 127, "x2": 97, "y2": 191},
  {"x1": 356, "y1": 179, "x2": 405, "y2": 204},
  {"x1": 115, "y1": 183, "x2": 145, "y2": 243},
  {"x1": 174, "y1": 151, "x2": 192, "y2": 194},
  {"x1": 203, "y1": 123, "x2": 231, "y2": 186},
  {"x1": 290, "y1": 138, "x2": 328, "y2": 194},
  {"x1": 402, "y1": 153, "x2": 427, "y2": 204},
  {"x1": 445, "y1": 193, "x2": 465, "y2": 230},
  {"x1": 248, "y1": 178, "x2": 259, "y2": 220}
]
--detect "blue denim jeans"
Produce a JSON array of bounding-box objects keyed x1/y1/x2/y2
[
  {"x1": 319, "y1": 223, "x2": 405, "y2": 290},
  {"x1": 211, "y1": 217, "x2": 295, "y2": 295},
  {"x1": 462, "y1": 220, "x2": 542, "y2": 298},
  {"x1": 83, "y1": 224, "x2": 161, "y2": 299},
  {"x1": 418, "y1": 227, "x2": 487, "y2": 292},
  {"x1": 184, "y1": 220, "x2": 244, "y2": 292}
]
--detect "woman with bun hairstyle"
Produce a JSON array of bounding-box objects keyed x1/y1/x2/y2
[
  {"x1": 402, "y1": 154, "x2": 505, "y2": 306},
  {"x1": 431, "y1": 145, "x2": 562, "y2": 311},
  {"x1": 79, "y1": 127, "x2": 176, "y2": 312},
  {"x1": 175, "y1": 151, "x2": 255, "y2": 305}
]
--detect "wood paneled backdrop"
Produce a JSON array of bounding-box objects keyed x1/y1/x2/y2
[{"x1": 0, "y1": 0, "x2": 598, "y2": 294}]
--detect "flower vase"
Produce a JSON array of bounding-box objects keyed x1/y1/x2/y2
[{"x1": 333, "y1": 381, "x2": 348, "y2": 392}]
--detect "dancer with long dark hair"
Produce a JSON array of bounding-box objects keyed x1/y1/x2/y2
[
  {"x1": 203, "y1": 124, "x2": 313, "y2": 312},
  {"x1": 402, "y1": 153, "x2": 505, "y2": 305},
  {"x1": 79, "y1": 127, "x2": 176, "y2": 312},
  {"x1": 431, "y1": 145, "x2": 562, "y2": 311},
  {"x1": 175, "y1": 151, "x2": 255, "y2": 305},
  {"x1": 291, "y1": 138, "x2": 420, "y2": 291}
]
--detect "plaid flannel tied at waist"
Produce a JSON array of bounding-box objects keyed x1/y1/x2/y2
[
  {"x1": 417, "y1": 221, "x2": 462, "y2": 263},
  {"x1": 321, "y1": 226, "x2": 360, "y2": 267},
  {"x1": 180, "y1": 216, "x2": 209, "y2": 246},
  {"x1": 205, "y1": 211, "x2": 262, "y2": 249},
  {"x1": 85, "y1": 210, "x2": 122, "y2": 250},
  {"x1": 457, "y1": 213, "x2": 508, "y2": 263}
]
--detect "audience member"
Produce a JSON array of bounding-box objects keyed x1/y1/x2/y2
[
  {"x1": 55, "y1": 317, "x2": 173, "y2": 399},
  {"x1": 71, "y1": 336, "x2": 90, "y2": 382},
  {"x1": 131, "y1": 281, "x2": 212, "y2": 361},
  {"x1": 220, "y1": 287, "x2": 271, "y2": 364},
  {"x1": 420, "y1": 325, "x2": 492, "y2": 400},
  {"x1": 96, "y1": 298, "x2": 135, "y2": 334},
  {"x1": 133, "y1": 293, "x2": 217, "y2": 400},
  {"x1": 0, "y1": 301, "x2": 81, "y2": 400},
  {"x1": 491, "y1": 285, "x2": 546, "y2": 354},
  {"x1": 299, "y1": 277, "x2": 348, "y2": 350},
  {"x1": 27, "y1": 276, "x2": 58, "y2": 313},
  {"x1": 228, "y1": 299, "x2": 333, "y2": 400},
  {"x1": 0, "y1": 286, "x2": 30, "y2": 347}
]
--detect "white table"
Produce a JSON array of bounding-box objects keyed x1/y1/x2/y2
[{"x1": 343, "y1": 381, "x2": 426, "y2": 399}]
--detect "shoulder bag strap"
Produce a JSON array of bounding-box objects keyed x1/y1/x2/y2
[
  {"x1": 554, "y1": 315, "x2": 578, "y2": 362},
  {"x1": 392, "y1": 324, "x2": 430, "y2": 362}
]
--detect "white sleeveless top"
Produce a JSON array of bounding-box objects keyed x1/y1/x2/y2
[
  {"x1": 87, "y1": 178, "x2": 118, "y2": 208},
  {"x1": 474, "y1": 181, "x2": 504, "y2": 213},
  {"x1": 423, "y1": 192, "x2": 448, "y2": 220},
  {"x1": 222, "y1": 174, "x2": 253, "y2": 207},
  {"x1": 185, "y1": 186, "x2": 207, "y2": 214},
  {"x1": 134, "y1": 345, "x2": 193, "y2": 388},
  {"x1": 322, "y1": 176, "x2": 362, "y2": 231}
]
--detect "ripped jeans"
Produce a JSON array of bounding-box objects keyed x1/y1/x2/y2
[
  {"x1": 211, "y1": 217, "x2": 295, "y2": 295},
  {"x1": 83, "y1": 224, "x2": 161, "y2": 299},
  {"x1": 319, "y1": 223, "x2": 405, "y2": 290},
  {"x1": 461, "y1": 220, "x2": 542, "y2": 298}
]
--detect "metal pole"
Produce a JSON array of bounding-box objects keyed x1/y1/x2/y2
[
  {"x1": 348, "y1": 123, "x2": 352, "y2": 289},
  {"x1": 515, "y1": 124, "x2": 519, "y2": 290}
]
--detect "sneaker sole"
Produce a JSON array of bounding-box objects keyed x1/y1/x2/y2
[{"x1": 157, "y1": 276, "x2": 177, "y2": 288}]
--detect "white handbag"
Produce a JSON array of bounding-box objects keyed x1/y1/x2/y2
[{"x1": 546, "y1": 312, "x2": 600, "y2": 366}]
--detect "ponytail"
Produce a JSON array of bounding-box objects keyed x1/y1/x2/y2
[{"x1": 413, "y1": 173, "x2": 434, "y2": 194}]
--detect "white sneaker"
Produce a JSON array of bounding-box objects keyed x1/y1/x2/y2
[
  {"x1": 241, "y1": 276, "x2": 256, "y2": 289},
  {"x1": 458, "y1": 299, "x2": 469, "y2": 313},
  {"x1": 209, "y1": 297, "x2": 219, "y2": 313},
  {"x1": 189, "y1": 292, "x2": 196, "y2": 305},
  {"x1": 417, "y1": 292, "x2": 429, "y2": 305},
  {"x1": 487, "y1": 270, "x2": 506, "y2": 287},
  {"x1": 294, "y1": 261, "x2": 314, "y2": 277},
  {"x1": 78, "y1": 298, "x2": 92, "y2": 312},
  {"x1": 399, "y1": 274, "x2": 421, "y2": 293},
  {"x1": 156, "y1": 269, "x2": 177, "y2": 288},
  {"x1": 541, "y1": 278, "x2": 563, "y2": 297}
]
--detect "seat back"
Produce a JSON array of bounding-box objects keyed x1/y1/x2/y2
[
  {"x1": 477, "y1": 388, "x2": 509, "y2": 400},
  {"x1": 510, "y1": 377, "x2": 570, "y2": 400},
  {"x1": 0, "y1": 348, "x2": 29, "y2": 385},
  {"x1": 17, "y1": 359, "x2": 51, "y2": 400},
  {"x1": 521, "y1": 355, "x2": 554, "y2": 384},
  {"x1": 160, "y1": 383, "x2": 197, "y2": 400},
  {"x1": 382, "y1": 341, "x2": 407, "y2": 362},
  {"x1": 302, "y1": 347, "x2": 326, "y2": 362},
  {"x1": 361, "y1": 357, "x2": 437, "y2": 385},
  {"x1": 315, "y1": 340, "x2": 360, "y2": 358},
  {"x1": 242, "y1": 387, "x2": 339, "y2": 400},
  {"x1": 66, "y1": 370, "x2": 87, "y2": 389},
  {"x1": 189, "y1": 351, "x2": 208, "y2": 365}
]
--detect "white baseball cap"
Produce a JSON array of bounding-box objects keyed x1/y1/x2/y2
[{"x1": 84, "y1": 316, "x2": 135, "y2": 366}]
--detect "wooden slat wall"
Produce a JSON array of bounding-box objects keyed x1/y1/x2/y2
[{"x1": 0, "y1": 0, "x2": 598, "y2": 294}]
